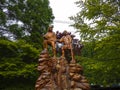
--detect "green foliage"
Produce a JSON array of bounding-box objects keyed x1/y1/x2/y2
[
  {"x1": 0, "y1": 76, "x2": 35, "y2": 90},
  {"x1": 0, "y1": 0, "x2": 54, "y2": 89},
  {"x1": 76, "y1": 56, "x2": 120, "y2": 86},
  {"x1": 94, "y1": 35, "x2": 120, "y2": 60},
  {"x1": 0, "y1": 0, "x2": 54, "y2": 48},
  {"x1": 81, "y1": 40, "x2": 96, "y2": 58},
  {"x1": 0, "y1": 39, "x2": 39, "y2": 79},
  {"x1": 72, "y1": 0, "x2": 120, "y2": 86}
]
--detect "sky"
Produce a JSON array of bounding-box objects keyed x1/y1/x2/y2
[{"x1": 49, "y1": 0, "x2": 80, "y2": 39}]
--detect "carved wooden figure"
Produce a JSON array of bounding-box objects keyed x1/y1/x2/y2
[
  {"x1": 43, "y1": 25, "x2": 56, "y2": 58},
  {"x1": 58, "y1": 30, "x2": 75, "y2": 63},
  {"x1": 35, "y1": 28, "x2": 90, "y2": 90}
]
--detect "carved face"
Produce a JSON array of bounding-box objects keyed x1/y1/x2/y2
[
  {"x1": 48, "y1": 27, "x2": 53, "y2": 32},
  {"x1": 63, "y1": 30, "x2": 68, "y2": 35}
]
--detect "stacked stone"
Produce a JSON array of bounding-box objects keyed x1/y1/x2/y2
[
  {"x1": 69, "y1": 63, "x2": 90, "y2": 90},
  {"x1": 35, "y1": 51, "x2": 57, "y2": 90}
]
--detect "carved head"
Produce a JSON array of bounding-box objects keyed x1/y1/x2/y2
[
  {"x1": 63, "y1": 30, "x2": 68, "y2": 35},
  {"x1": 48, "y1": 25, "x2": 54, "y2": 32}
]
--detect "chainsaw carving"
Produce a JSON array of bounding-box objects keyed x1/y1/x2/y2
[{"x1": 35, "y1": 29, "x2": 90, "y2": 90}]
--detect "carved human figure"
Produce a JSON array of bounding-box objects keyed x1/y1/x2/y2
[
  {"x1": 58, "y1": 30, "x2": 75, "y2": 63},
  {"x1": 43, "y1": 25, "x2": 56, "y2": 57}
]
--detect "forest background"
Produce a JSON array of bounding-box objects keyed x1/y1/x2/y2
[{"x1": 0, "y1": 0, "x2": 120, "y2": 89}]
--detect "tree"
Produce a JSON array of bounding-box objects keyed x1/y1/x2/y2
[
  {"x1": 71, "y1": 0, "x2": 120, "y2": 85},
  {"x1": 0, "y1": 1, "x2": 54, "y2": 89},
  {"x1": 0, "y1": 39, "x2": 40, "y2": 89},
  {"x1": 0, "y1": 0, "x2": 54, "y2": 48}
]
